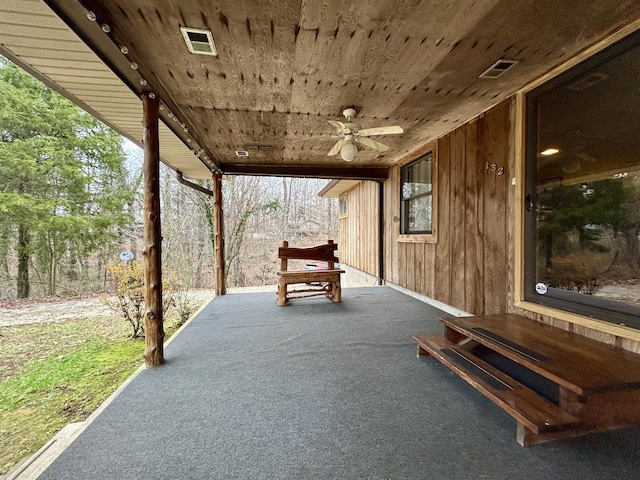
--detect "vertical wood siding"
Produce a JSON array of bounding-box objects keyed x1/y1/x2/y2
[
  {"x1": 338, "y1": 181, "x2": 379, "y2": 277},
  {"x1": 384, "y1": 99, "x2": 514, "y2": 315},
  {"x1": 342, "y1": 96, "x2": 640, "y2": 352},
  {"x1": 434, "y1": 135, "x2": 451, "y2": 305},
  {"x1": 385, "y1": 168, "x2": 400, "y2": 284}
]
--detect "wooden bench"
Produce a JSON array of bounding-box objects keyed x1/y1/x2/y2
[
  {"x1": 276, "y1": 240, "x2": 345, "y2": 306},
  {"x1": 414, "y1": 313, "x2": 640, "y2": 445}
]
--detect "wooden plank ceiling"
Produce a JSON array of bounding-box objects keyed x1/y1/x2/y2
[{"x1": 2, "y1": 1, "x2": 640, "y2": 180}]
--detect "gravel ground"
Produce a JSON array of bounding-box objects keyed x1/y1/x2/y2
[
  {"x1": 594, "y1": 284, "x2": 640, "y2": 307},
  {"x1": 0, "y1": 290, "x2": 216, "y2": 327}
]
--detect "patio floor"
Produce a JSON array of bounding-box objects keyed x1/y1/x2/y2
[{"x1": 38, "y1": 286, "x2": 640, "y2": 479}]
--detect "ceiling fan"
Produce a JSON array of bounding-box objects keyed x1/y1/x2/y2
[{"x1": 327, "y1": 108, "x2": 403, "y2": 161}]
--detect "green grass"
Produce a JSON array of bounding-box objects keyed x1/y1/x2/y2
[{"x1": 0, "y1": 319, "x2": 181, "y2": 475}]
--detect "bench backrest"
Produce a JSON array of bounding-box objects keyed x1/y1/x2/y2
[{"x1": 278, "y1": 240, "x2": 339, "y2": 271}]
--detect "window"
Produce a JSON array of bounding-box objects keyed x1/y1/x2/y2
[
  {"x1": 524, "y1": 30, "x2": 640, "y2": 329},
  {"x1": 339, "y1": 196, "x2": 347, "y2": 218},
  {"x1": 400, "y1": 152, "x2": 433, "y2": 235}
]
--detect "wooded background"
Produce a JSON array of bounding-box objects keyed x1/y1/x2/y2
[{"x1": 0, "y1": 57, "x2": 337, "y2": 300}]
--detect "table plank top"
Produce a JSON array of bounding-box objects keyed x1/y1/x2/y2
[{"x1": 441, "y1": 314, "x2": 640, "y2": 394}]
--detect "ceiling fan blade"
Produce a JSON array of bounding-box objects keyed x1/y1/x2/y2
[
  {"x1": 328, "y1": 120, "x2": 348, "y2": 134},
  {"x1": 355, "y1": 137, "x2": 390, "y2": 152},
  {"x1": 327, "y1": 139, "x2": 346, "y2": 156},
  {"x1": 358, "y1": 125, "x2": 403, "y2": 136}
]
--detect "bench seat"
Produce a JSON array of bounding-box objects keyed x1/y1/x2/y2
[{"x1": 277, "y1": 268, "x2": 345, "y2": 284}]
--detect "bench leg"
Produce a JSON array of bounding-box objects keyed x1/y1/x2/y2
[
  {"x1": 331, "y1": 280, "x2": 341, "y2": 302},
  {"x1": 277, "y1": 279, "x2": 288, "y2": 306}
]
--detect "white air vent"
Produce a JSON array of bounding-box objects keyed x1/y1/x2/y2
[
  {"x1": 180, "y1": 27, "x2": 217, "y2": 56},
  {"x1": 235, "y1": 150, "x2": 249, "y2": 157},
  {"x1": 479, "y1": 59, "x2": 518, "y2": 79},
  {"x1": 567, "y1": 72, "x2": 609, "y2": 91}
]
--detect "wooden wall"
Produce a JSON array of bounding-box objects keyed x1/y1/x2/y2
[
  {"x1": 384, "y1": 99, "x2": 514, "y2": 316},
  {"x1": 339, "y1": 94, "x2": 640, "y2": 353},
  {"x1": 338, "y1": 181, "x2": 379, "y2": 277}
]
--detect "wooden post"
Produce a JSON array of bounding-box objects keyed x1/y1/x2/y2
[
  {"x1": 142, "y1": 94, "x2": 164, "y2": 367},
  {"x1": 213, "y1": 172, "x2": 226, "y2": 296},
  {"x1": 279, "y1": 240, "x2": 289, "y2": 272},
  {"x1": 327, "y1": 239, "x2": 335, "y2": 269},
  {"x1": 277, "y1": 240, "x2": 288, "y2": 306}
]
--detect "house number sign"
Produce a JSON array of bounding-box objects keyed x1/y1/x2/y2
[{"x1": 485, "y1": 162, "x2": 505, "y2": 176}]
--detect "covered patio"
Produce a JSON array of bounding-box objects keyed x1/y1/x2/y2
[
  {"x1": 35, "y1": 287, "x2": 640, "y2": 479},
  {"x1": 1, "y1": 2, "x2": 639, "y2": 476}
]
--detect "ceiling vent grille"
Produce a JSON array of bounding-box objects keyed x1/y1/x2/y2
[
  {"x1": 479, "y1": 59, "x2": 518, "y2": 79},
  {"x1": 181, "y1": 27, "x2": 217, "y2": 56},
  {"x1": 235, "y1": 150, "x2": 249, "y2": 157}
]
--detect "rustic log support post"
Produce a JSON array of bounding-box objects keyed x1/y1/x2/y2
[
  {"x1": 213, "y1": 172, "x2": 226, "y2": 296},
  {"x1": 142, "y1": 94, "x2": 164, "y2": 367}
]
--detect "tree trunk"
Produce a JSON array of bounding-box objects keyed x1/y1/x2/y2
[
  {"x1": 544, "y1": 233, "x2": 553, "y2": 270},
  {"x1": 625, "y1": 225, "x2": 640, "y2": 269},
  {"x1": 52, "y1": 252, "x2": 58, "y2": 296},
  {"x1": 203, "y1": 198, "x2": 216, "y2": 260},
  {"x1": 17, "y1": 224, "x2": 30, "y2": 298},
  {"x1": 46, "y1": 238, "x2": 53, "y2": 296},
  {"x1": 142, "y1": 94, "x2": 164, "y2": 368}
]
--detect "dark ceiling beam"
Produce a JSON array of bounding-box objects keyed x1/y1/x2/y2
[{"x1": 219, "y1": 164, "x2": 389, "y2": 180}]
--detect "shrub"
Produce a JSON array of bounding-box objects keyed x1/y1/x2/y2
[
  {"x1": 546, "y1": 254, "x2": 599, "y2": 294},
  {"x1": 172, "y1": 289, "x2": 196, "y2": 328},
  {"x1": 101, "y1": 261, "x2": 174, "y2": 338}
]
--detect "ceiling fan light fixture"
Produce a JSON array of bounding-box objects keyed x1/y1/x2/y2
[
  {"x1": 342, "y1": 107, "x2": 357, "y2": 121},
  {"x1": 340, "y1": 142, "x2": 357, "y2": 162},
  {"x1": 326, "y1": 107, "x2": 402, "y2": 159}
]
